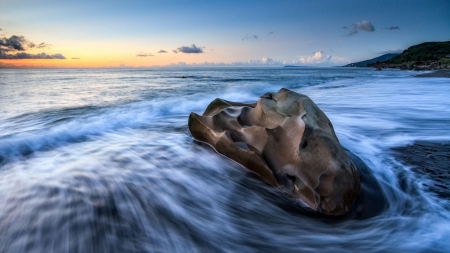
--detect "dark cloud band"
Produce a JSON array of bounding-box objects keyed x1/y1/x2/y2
[
  {"x1": 0, "y1": 52, "x2": 65, "y2": 59},
  {"x1": 176, "y1": 44, "x2": 204, "y2": 54}
]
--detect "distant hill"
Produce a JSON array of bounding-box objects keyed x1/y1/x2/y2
[
  {"x1": 343, "y1": 53, "x2": 399, "y2": 67},
  {"x1": 385, "y1": 41, "x2": 450, "y2": 64}
]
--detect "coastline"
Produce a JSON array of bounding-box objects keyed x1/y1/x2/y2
[
  {"x1": 365, "y1": 59, "x2": 450, "y2": 78},
  {"x1": 366, "y1": 64, "x2": 450, "y2": 78},
  {"x1": 414, "y1": 69, "x2": 450, "y2": 78}
]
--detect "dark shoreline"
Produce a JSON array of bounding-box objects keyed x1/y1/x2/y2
[
  {"x1": 414, "y1": 69, "x2": 450, "y2": 78},
  {"x1": 391, "y1": 141, "x2": 450, "y2": 201}
]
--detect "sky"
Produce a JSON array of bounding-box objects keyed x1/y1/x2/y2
[{"x1": 1, "y1": 0, "x2": 449, "y2": 68}]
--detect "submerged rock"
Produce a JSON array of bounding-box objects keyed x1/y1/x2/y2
[{"x1": 188, "y1": 88, "x2": 360, "y2": 215}]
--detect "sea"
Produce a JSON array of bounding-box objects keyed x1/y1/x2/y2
[{"x1": 0, "y1": 67, "x2": 449, "y2": 253}]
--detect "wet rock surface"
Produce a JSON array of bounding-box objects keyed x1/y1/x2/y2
[
  {"x1": 188, "y1": 88, "x2": 361, "y2": 215},
  {"x1": 392, "y1": 141, "x2": 450, "y2": 201}
]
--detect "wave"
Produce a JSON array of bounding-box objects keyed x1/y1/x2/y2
[
  {"x1": 0, "y1": 83, "x2": 285, "y2": 164},
  {"x1": 1, "y1": 68, "x2": 450, "y2": 252}
]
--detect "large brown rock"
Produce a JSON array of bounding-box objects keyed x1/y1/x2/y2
[{"x1": 188, "y1": 88, "x2": 360, "y2": 215}]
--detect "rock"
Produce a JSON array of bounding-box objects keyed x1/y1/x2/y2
[{"x1": 188, "y1": 88, "x2": 361, "y2": 215}]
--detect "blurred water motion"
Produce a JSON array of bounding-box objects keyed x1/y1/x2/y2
[{"x1": 0, "y1": 68, "x2": 449, "y2": 252}]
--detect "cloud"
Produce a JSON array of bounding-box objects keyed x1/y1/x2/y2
[
  {"x1": 0, "y1": 34, "x2": 63, "y2": 59},
  {"x1": 172, "y1": 50, "x2": 178, "y2": 53},
  {"x1": 161, "y1": 57, "x2": 284, "y2": 67},
  {"x1": 231, "y1": 57, "x2": 283, "y2": 66},
  {"x1": 27, "y1": 42, "x2": 51, "y2": 50},
  {"x1": 383, "y1": 26, "x2": 400, "y2": 30},
  {"x1": 282, "y1": 51, "x2": 348, "y2": 66},
  {"x1": 168, "y1": 62, "x2": 187, "y2": 66},
  {"x1": 295, "y1": 51, "x2": 332, "y2": 64},
  {"x1": 0, "y1": 52, "x2": 66, "y2": 59},
  {"x1": 0, "y1": 35, "x2": 28, "y2": 51},
  {"x1": 136, "y1": 53, "x2": 154, "y2": 57},
  {"x1": 117, "y1": 64, "x2": 134, "y2": 68},
  {"x1": 346, "y1": 20, "x2": 375, "y2": 36},
  {"x1": 378, "y1": 49, "x2": 403, "y2": 54},
  {"x1": 242, "y1": 34, "x2": 259, "y2": 41},
  {"x1": 35, "y1": 42, "x2": 51, "y2": 49},
  {"x1": 348, "y1": 29, "x2": 358, "y2": 36},
  {"x1": 354, "y1": 20, "x2": 375, "y2": 31},
  {"x1": 177, "y1": 44, "x2": 204, "y2": 54},
  {"x1": 154, "y1": 53, "x2": 350, "y2": 68},
  {"x1": 0, "y1": 35, "x2": 50, "y2": 51},
  {"x1": 158, "y1": 50, "x2": 167, "y2": 53}
]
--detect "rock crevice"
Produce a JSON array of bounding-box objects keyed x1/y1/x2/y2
[{"x1": 188, "y1": 88, "x2": 360, "y2": 215}]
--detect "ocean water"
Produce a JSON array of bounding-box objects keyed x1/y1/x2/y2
[{"x1": 0, "y1": 67, "x2": 449, "y2": 252}]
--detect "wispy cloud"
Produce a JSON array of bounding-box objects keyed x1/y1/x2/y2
[
  {"x1": 157, "y1": 50, "x2": 167, "y2": 53},
  {"x1": 242, "y1": 34, "x2": 259, "y2": 41},
  {"x1": 172, "y1": 50, "x2": 178, "y2": 54},
  {"x1": 0, "y1": 52, "x2": 65, "y2": 59},
  {"x1": 348, "y1": 29, "x2": 358, "y2": 36},
  {"x1": 176, "y1": 44, "x2": 204, "y2": 54},
  {"x1": 383, "y1": 26, "x2": 400, "y2": 30},
  {"x1": 136, "y1": 53, "x2": 154, "y2": 57},
  {"x1": 345, "y1": 20, "x2": 375, "y2": 36},
  {"x1": 30, "y1": 42, "x2": 51, "y2": 49}
]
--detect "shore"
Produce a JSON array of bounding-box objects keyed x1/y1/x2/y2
[
  {"x1": 414, "y1": 70, "x2": 450, "y2": 78},
  {"x1": 367, "y1": 60, "x2": 450, "y2": 77},
  {"x1": 391, "y1": 141, "x2": 450, "y2": 200}
]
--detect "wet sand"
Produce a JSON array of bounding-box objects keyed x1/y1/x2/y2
[
  {"x1": 392, "y1": 141, "x2": 450, "y2": 201},
  {"x1": 415, "y1": 70, "x2": 450, "y2": 78}
]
